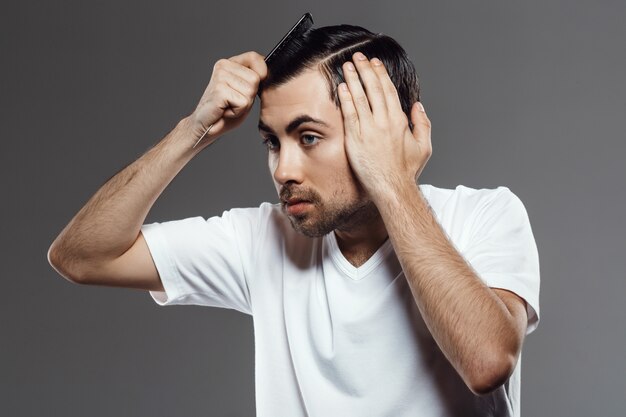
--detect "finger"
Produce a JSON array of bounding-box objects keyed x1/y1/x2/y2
[
  {"x1": 411, "y1": 101, "x2": 432, "y2": 146},
  {"x1": 229, "y1": 51, "x2": 268, "y2": 80},
  {"x1": 342, "y1": 60, "x2": 375, "y2": 127},
  {"x1": 220, "y1": 68, "x2": 259, "y2": 99},
  {"x1": 370, "y1": 57, "x2": 404, "y2": 117},
  {"x1": 221, "y1": 85, "x2": 250, "y2": 118},
  {"x1": 351, "y1": 52, "x2": 388, "y2": 121},
  {"x1": 226, "y1": 63, "x2": 263, "y2": 91},
  {"x1": 218, "y1": 59, "x2": 263, "y2": 93},
  {"x1": 337, "y1": 82, "x2": 360, "y2": 139}
]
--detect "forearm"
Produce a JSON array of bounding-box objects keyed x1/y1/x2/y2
[
  {"x1": 49, "y1": 116, "x2": 201, "y2": 276},
  {"x1": 374, "y1": 181, "x2": 521, "y2": 394}
]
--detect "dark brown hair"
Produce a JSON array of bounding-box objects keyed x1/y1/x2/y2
[{"x1": 259, "y1": 24, "x2": 421, "y2": 121}]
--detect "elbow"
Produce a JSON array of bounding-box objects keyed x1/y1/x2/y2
[
  {"x1": 466, "y1": 351, "x2": 518, "y2": 396},
  {"x1": 47, "y1": 241, "x2": 86, "y2": 284}
]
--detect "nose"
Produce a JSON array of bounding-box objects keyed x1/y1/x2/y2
[{"x1": 272, "y1": 143, "x2": 305, "y2": 186}]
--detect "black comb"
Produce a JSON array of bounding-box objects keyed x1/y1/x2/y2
[{"x1": 265, "y1": 12, "x2": 314, "y2": 64}]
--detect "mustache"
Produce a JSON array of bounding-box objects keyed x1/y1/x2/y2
[{"x1": 279, "y1": 185, "x2": 320, "y2": 203}]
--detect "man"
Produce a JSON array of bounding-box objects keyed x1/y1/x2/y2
[{"x1": 48, "y1": 24, "x2": 540, "y2": 416}]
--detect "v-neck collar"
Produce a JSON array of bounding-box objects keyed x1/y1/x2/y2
[
  {"x1": 324, "y1": 231, "x2": 394, "y2": 281},
  {"x1": 321, "y1": 184, "x2": 431, "y2": 281}
]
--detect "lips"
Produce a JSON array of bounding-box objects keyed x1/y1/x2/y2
[
  {"x1": 279, "y1": 186, "x2": 317, "y2": 210},
  {"x1": 282, "y1": 198, "x2": 313, "y2": 216},
  {"x1": 284, "y1": 198, "x2": 310, "y2": 205}
]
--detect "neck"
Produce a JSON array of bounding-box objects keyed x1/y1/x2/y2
[{"x1": 333, "y1": 210, "x2": 389, "y2": 268}]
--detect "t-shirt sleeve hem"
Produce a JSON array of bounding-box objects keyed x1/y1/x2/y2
[
  {"x1": 140, "y1": 223, "x2": 188, "y2": 306},
  {"x1": 481, "y1": 273, "x2": 540, "y2": 335}
]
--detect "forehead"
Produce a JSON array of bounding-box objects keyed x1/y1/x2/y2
[{"x1": 259, "y1": 69, "x2": 340, "y2": 131}]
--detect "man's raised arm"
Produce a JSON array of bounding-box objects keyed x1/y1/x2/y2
[{"x1": 47, "y1": 51, "x2": 267, "y2": 290}]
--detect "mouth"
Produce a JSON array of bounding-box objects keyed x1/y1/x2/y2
[{"x1": 283, "y1": 199, "x2": 313, "y2": 216}]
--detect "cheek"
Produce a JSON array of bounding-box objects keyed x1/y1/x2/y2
[
  {"x1": 324, "y1": 144, "x2": 356, "y2": 183},
  {"x1": 268, "y1": 155, "x2": 280, "y2": 190},
  {"x1": 315, "y1": 145, "x2": 360, "y2": 191},
  {"x1": 268, "y1": 154, "x2": 277, "y2": 172},
  {"x1": 268, "y1": 151, "x2": 282, "y2": 175},
  {"x1": 316, "y1": 138, "x2": 347, "y2": 167}
]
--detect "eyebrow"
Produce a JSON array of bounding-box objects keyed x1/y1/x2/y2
[{"x1": 258, "y1": 115, "x2": 330, "y2": 135}]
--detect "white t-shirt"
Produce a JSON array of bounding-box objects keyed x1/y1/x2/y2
[{"x1": 141, "y1": 184, "x2": 540, "y2": 417}]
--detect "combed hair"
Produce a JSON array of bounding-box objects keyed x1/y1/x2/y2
[{"x1": 259, "y1": 24, "x2": 421, "y2": 120}]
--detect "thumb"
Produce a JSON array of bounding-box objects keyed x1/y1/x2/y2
[{"x1": 410, "y1": 101, "x2": 431, "y2": 138}]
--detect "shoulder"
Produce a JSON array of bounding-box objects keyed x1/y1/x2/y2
[
  {"x1": 213, "y1": 201, "x2": 284, "y2": 225},
  {"x1": 220, "y1": 202, "x2": 280, "y2": 223},
  {"x1": 421, "y1": 183, "x2": 516, "y2": 204},
  {"x1": 420, "y1": 184, "x2": 524, "y2": 218},
  {"x1": 419, "y1": 184, "x2": 531, "y2": 243},
  {"x1": 220, "y1": 202, "x2": 305, "y2": 242}
]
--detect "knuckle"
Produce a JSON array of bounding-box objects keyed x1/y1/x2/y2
[
  {"x1": 339, "y1": 86, "x2": 352, "y2": 101},
  {"x1": 230, "y1": 91, "x2": 247, "y2": 108},
  {"x1": 242, "y1": 66, "x2": 264, "y2": 86},
  {"x1": 250, "y1": 71, "x2": 261, "y2": 86},
  {"x1": 260, "y1": 62, "x2": 269, "y2": 78},
  {"x1": 213, "y1": 58, "x2": 228, "y2": 71},
  {"x1": 241, "y1": 76, "x2": 259, "y2": 93},
  {"x1": 248, "y1": 50, "x2": 263, "y2": 60},
  {"x1": 370, "y1": 84, "x2": 384, "y2": 95},
  {"x1": 245, "y1": 83, "x2": 257, "y2": 98},
  {"x1": 255, "y1": 53, "x2": 268, "y2": 72},
  {"x1": 355, "y1": 94, "x2": 369, "y2": 107},
  {"x1": 387, "y1": 89, "x2": 401, "y2": 102},
  {"x1": 246, "y1": 51, "x2": 268, "y2": 78}
]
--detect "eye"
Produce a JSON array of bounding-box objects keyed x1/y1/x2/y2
[
  {"x1": 301, "y1": 134, "x2": 320, "y2": 146},
  {"x1": 261, "y1": 135, "x2": 280, "y2": 151}
]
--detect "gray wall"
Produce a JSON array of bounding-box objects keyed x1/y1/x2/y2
[{"x1": 2, "y1": 0, "x2": 624, "y2": 416}]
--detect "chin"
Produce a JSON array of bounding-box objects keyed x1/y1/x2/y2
[
  {"x1": 282, "y1": 197, "x2": 377, "y2": 238},
  {"x1": 288, "y1": 215, "x2": 331, "y2": 238}
]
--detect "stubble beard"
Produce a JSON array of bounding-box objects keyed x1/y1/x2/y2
[{"x1": 285, "y1": 193, "x2": 380, "y2": 238}]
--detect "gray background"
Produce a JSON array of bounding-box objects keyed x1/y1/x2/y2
[{"x1": 2, "y1": 0, "x2": 625, "y2": 416}]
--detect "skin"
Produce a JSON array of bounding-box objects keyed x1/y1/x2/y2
[
  {"x1": 48, "y1": 49, "x2": 529, "y2": 396},
  {"x1": 259, "y1": 68, "x2": 389, "y2": 264}
]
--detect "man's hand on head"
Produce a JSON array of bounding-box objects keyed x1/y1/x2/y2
[
  {"x1": 189, "y1": 51, "x2": 268, "y2": 148},
  {"x1": 337, "y1": 51, "x2": 432, "y2": 202}
]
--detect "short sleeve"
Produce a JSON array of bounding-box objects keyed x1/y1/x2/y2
[
  {"x1": 462, "y1": 188, "x2": 541, "y2": 334},
  {"x1": 140, "y1": 208, "x2": 259, "y2": 315}
]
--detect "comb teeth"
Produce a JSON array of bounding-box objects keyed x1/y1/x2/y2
[{"x1": 265, "y1": 12, "x2": 314, "y2": 64}]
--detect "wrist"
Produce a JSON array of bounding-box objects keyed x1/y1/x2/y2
[
  {"x1": 370, "y1": 178, "x2": 422, "y2": 211},
  {"x1": 177, "y1": 115, "x2": 202, "y2": 141},
  {"x1": 157, "y1": 117, "x2": 205, "y2": 160},
  {"x1": 369, "y1": 173, "x2": 416, "y2": 196}
]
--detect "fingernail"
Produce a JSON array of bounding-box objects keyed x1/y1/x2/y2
[
  {"x1": 417, "y1": 101, "x2": 425, "y2": 112},
  {"x1": 371, "y1": 58, "x2": 382, "y2": 66},
  {"x1": 339, "y1": 83, "x2": 348, "y2": 92},
  {"x1": 354, "y1": 52, "x2": 367, "y2": 60},
  {"x1": 345, "y1": 62, "x2": 355, "y2": 71}
]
